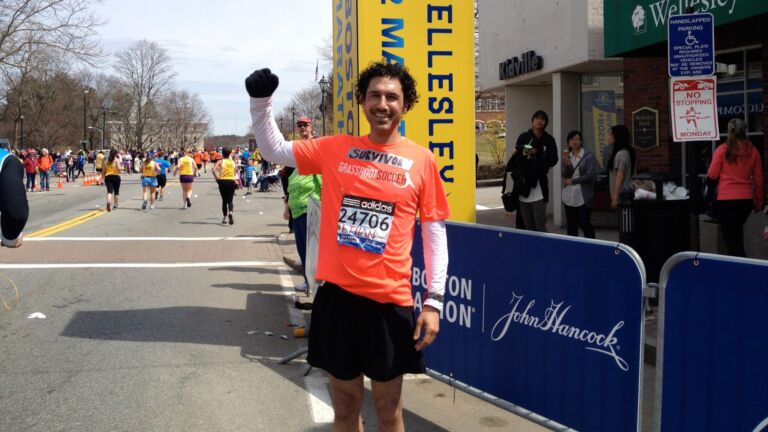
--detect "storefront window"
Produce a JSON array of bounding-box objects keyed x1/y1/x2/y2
[
  {"x1": 580, "y1": 73, "x2": 624, "y2": 170},
  {"x1": 688, "y1": 46, "x2": 764, "y2": 179},
  {"x1": 716, "y1": 47, "x2": 763, "y2": 135}
]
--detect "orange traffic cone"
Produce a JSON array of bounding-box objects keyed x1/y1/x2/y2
[
  {"x1": 58, "y1": 175, "x2": 63, "y2": 189},
  {"x1": 86, "y1": 174, "x2": 92, "y2": 186},
  {"x1": 34, "y1": 182, "x2": 40, "y2": 192}
]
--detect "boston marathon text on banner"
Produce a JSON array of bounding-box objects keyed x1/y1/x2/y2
[
  {"x1": 410, "y1": 223, "x2": 645, "y2": 431},
  {"x1": 333, "y1": 0, "x2": 476, "y2": 222}
]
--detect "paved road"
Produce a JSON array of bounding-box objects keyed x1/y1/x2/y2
[{"x1": 0, "y1": 172, "x2": 548, "y2": 431}]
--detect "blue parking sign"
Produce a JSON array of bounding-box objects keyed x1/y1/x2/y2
[{"x1": 668, "y1": 13, "x2": 715, "y2": 77}]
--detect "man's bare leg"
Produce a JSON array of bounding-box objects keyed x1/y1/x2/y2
[
  {"x1": 371, "y1": 375, "x2": 404, "y2": 432},
  {"x1": 329, "y1": 374, "x2": 365, "y2": 432}
]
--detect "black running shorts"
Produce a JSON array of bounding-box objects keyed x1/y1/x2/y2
[
  {"x1": 104, "y1": 175, "x2": 121, "y2": 195},
  {"x1": 307, "y1": 282, "x2": 425, "y2": 382}
]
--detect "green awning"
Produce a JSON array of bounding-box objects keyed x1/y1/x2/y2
[{"x1": 604, "y1": 0, "x2": 768, "y2": 57}]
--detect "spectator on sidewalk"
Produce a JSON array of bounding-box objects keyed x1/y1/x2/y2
[
  {"x1": 23, "y1": 151, "x2": 38, "y2": 192},
  {"x1": 561, "y1": 130, "x2": 597, "y2": 238},
  {"x1": 706, "y1": 118, "x2": 764, "y2": 257},
  {"x1": 38, "y1": 148, "x2": 54, "y2": 191},
  {"x1": 608, "y1": 125, "x2": 635, "y2": 210},
  {"x1": 505, "y1": 110, "x2": 558, "y2": 232},
  {"x1": 0, "y1": 141, "x2": 28, "y2": 247},
  {"x1": 256, "y1": 163, "x2": 280, "y2": 192},
  {"x1": 284, "y1": 116, "x2": 322, "y2": 293}
]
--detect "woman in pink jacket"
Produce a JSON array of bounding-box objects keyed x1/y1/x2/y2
[{"x1": 707, "y1": 118, "x2": 764, "y2": 257}]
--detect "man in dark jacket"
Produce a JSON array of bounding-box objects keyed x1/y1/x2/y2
[
  {"x1": 505, "y1": 110, "x2": 558, "y2": 232},
  {"x1": 0, "y1": 141, "x2": 29, "y2": 247}
]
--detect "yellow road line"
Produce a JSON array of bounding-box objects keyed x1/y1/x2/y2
[{"x1": 27, "y1": 210, "x2": 106, "y2": 238}]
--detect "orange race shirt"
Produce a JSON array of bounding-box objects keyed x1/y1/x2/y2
[
  {"x1": 193, "y1": 152, "x2": 203, "y2": 164},
  {"x1": 293, "y1": 135, "x2": 450, "y2": 306}
]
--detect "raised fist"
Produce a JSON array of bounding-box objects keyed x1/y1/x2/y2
[{"x1": 245, "y1": 68, "x2": 279, "y2": 98}]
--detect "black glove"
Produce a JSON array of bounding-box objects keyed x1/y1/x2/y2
[{"x1": 245, "y1": 68, "x2": 279, "y2": 98}]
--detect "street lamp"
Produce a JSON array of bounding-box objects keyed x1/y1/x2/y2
[
  {"x1": 318, "y1": 75, "x2": 330, "y2": 136},
  {"x1": 290, "y1": 105, "x2": 297, "y2": 139},
  {"x1": 88, "y1": 126, "x2": 104, "y2": 150},
  {"x1": 100, "y1": 106, "x2": 109, "y2": 150},
  {"x1": 19, "y1": 115, "x2": 24, "y2": 149},
  {"x1": 83, "y1": 89, "x2": 89, "y2": 149}
]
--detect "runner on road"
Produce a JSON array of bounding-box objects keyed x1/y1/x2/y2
[
  {"x1": 94, "y1": 150, "x2": 105, "y2": 185},
  {"x1": 246, "y1": 62, "x2": 450, "y2": 431},
  {"x1": 153, "y1": 151, "x2": 172, "y2": 201},
  {"x1": 193, "y1": 150, "x2": 203, "y2": 177},
  {"x1": 102, "y1": 149, "x2": 123, "y2": 212},
  {"x1": 174, "y1": 149, "x2": 198, "y2": 209},
  {"x1": 0, "y1": 142, "x2": 28, "y2": 247},
  {"x1": 212, "y1": 147, "x2": 237, "y2": 225},
  {"x1": 140, "y1": 153, "x2": 161, "y2": 210}
]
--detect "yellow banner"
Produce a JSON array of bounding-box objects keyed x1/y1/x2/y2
[
  {"x1": 332, "y1": 0, "x2": 360, "y2": 137},
  {"x1": 333, "y1": 0, "x2": 475, "y2": 222},
  {"x1": 592, "y1": 107, "x2": 617, "y2": 168}
]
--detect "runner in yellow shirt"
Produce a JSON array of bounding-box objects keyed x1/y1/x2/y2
[
  {"x1": 102, "y1": 149, "x2": 123, "y2": 212},
  {"x1": 173, "y1": 149, "x2": 198, "y2": 209},
  {"x1": 212, "y1": 148, "x2": 237, "y2": 225},
  {"x1": 140, "y1": 152, "x2": 161, "y2": 210}
]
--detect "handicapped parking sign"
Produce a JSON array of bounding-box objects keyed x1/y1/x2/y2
[{"x1": 668, "y1": 13, "x2": 715, "y2": 77}]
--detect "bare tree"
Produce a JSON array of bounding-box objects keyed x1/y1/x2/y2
[
  {"x1": 113, "y1": 39, "x2": 176, "y2": 150},
  {"x1": 159, "y1": 89, "x2": 211, "y2": 151},
  {"x1": 291, "y1": 85, "x2": 322, "y2": 126},
  {"x1": 0, "y1": 0, "x2": 103, "y2": 71}
]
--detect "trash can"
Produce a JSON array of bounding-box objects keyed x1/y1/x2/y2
[{"x1": 618, "y1": 173, "x2": 691, "y2": 283}]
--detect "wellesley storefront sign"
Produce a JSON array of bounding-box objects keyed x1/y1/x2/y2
[{"x1": 605, "y1": 0, "x2": 768, "y2": 57}]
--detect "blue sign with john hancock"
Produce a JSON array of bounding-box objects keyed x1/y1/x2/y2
[
  {"x1": 411, "y1": 223, "x2": 645, "y2": 431},
  {"x1": 668, "y1": 13, "x2": 715, "y2": 77}
]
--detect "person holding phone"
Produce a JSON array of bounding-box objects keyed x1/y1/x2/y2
[{"x1": 505, "y1": 110, "x2": 559, "y2": 232}]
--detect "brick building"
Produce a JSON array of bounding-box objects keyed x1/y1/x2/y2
[{"x1": 605, "y1": 2, "x2": 768, "y2": 189}]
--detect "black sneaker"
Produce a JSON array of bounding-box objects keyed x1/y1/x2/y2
[
  {"x1": 142, "y1": 200, "x2": 147, "y2": 210},
  {"x1": 228, "y1": 213, "x2": 234, "y2": 225},
  {"x1": 106, "y1": 203, "x2": 111, "y2": 212},
  {"x1": 186, "y1": 198, "x2": 191, "y2": 208}
]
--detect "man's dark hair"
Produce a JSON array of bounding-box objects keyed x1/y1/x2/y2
[
  {"x1": 355, "y1": 62, "x2": 419, "y2": 112},
  {"x1": 531, "y1": 110, "x2": 549, "y2": 129}
]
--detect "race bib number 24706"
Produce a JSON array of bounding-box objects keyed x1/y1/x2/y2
[{"x1": 337, "y1": 195, "x2": 395, "y2": 254}]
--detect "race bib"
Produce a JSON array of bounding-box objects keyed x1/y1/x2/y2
[{"x1": 337, "y1": 194, "x2": 395, "y2": 254}]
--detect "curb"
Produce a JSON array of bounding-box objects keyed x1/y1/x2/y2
[{"x1": 477, "y1": 178, "x2": 503, "y2": 188}]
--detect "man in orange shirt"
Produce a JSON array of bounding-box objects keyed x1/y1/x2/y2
[
  {"x1": 202, "y1": 149, "x2": 210, "y2": 173},
  {"x1": 247, "y1": 62, "x2": 449, "y2": 431},
  {"x1": 37, "y1": 148, "x2": 54, "y2": 191},
  {"x1": 193, "y1": 150, "x2": 203, "y2": 177}
]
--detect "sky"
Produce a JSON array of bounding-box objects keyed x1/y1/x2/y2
[{"x1": 92, "y1": 0, "x2": 332, "y2": 136}]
